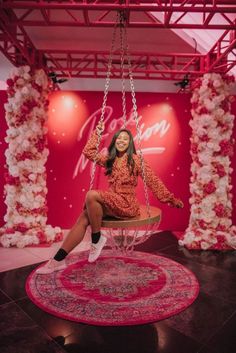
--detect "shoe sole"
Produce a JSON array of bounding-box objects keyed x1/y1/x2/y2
[{"x1": 88, "y1": 238, "x2": 107, "y2": 263}]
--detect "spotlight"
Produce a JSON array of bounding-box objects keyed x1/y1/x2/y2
[
  {"x1": 56, "y1": 78, "x2": 68, "y2": 84},
  {"x1": 48, "y1": 72, "x2": 56, "y2": 78},
  {"x1": 174, "y1": 74, "x2": 190, "y2": 91},
  {"x1": 48, "y1": 72, "x2": 68, "y2": 84}
]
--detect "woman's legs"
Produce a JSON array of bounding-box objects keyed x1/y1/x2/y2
[
  {"x1": 85, "y1": 190, "x2": 105, "y2": 233},
  {"x1": 61, "y1": 210, "x2": 90, "y2": 253},
  {"x1": 36, "y1": 210, "x2": 90, "y2": 274},
  {"x1": 85, "y1": 190, "x2": 108, "y2": 262},
  {"x1": 36, "y1": 190, "x2": 107, "y2": 273}
]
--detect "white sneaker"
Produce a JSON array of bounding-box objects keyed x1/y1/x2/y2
[
  {"x1": 88, "y1": 235, "x2": 107, "y2": 263},
  {"x1": 35, "y1": 259, "x2": 67, "y2": 275}
]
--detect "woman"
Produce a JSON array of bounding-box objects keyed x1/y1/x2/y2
[{"x1": 37, "y1": 123, "x2": 183, "y2": 274}]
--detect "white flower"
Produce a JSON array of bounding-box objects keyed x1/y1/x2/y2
[
  {"x1": 0, "y1": 67, "x2": 62, "y2": 248},
  {"x1": 28, "y1": 173, "x2": 36, "y2": 181},
  {"x1": 21, "y1": 86, "x2": 30, "y2": 95},
  {"x1": 183, "y1": 231, "x2": 196, "y2": 244},
  {"x1": 35, "y1": 69, "x2": 48, "y2": 89},
  {"x1": 23, "y1": 73, "x2": 31, "y2": 81},
  {"x1": 16, "y1": 78, "x2": 25, "y2": 86},
  {"x1": 198, "y1": 151, "x2": 212, "y2": 165},
  {"x1": 201, "y1": 241, "x2": 211, "y2": 250},
  {"x1": 23, "y1": 65, "x2": 31, "y2": 73},
  {"x1": 186, "y1": 73, "x2": 234, "y2": 249},
  {"x1": 213, "y1": 79, "x2": 222, "y2": 88}
]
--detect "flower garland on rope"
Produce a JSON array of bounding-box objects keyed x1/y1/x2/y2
[
  {"x1": 179, "y1": 73, "x2": 236, "y2": 250},
  {"x1": 0, "y1": 66, "x2": 63, "y2": 248}
]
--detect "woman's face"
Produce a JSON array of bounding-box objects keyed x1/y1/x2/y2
[{"x1": 115, "y1": 131, "x2": 130, "y2": 154}]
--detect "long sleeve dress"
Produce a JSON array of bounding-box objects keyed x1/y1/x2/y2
[{"x1": 83, "y1": 131, "x2": 179, "y2": 218}]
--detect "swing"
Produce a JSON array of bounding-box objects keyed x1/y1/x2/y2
[{"x1": 90, "y1": 11, "x2": 162, "y2": 252}]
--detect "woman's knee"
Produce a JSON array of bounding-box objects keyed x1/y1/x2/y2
[{"x1": 85, "y1": 190, "x2": 99, "y2": 205}]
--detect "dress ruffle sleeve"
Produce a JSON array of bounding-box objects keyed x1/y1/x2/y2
[
  {"x1": 135, "y1": 155, "x2": 179, "y2": 206},
  {"x1": 82, "y1": 131, "x2": 107, "y2": 167}
]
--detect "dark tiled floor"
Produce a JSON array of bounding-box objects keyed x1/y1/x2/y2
[{"x1": 0, "y1": 231, "x2": 236, "y2": 353}]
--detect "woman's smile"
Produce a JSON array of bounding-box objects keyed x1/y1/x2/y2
[{"x1": 115, "y1": 131, "x2": 130, "y2": 153}]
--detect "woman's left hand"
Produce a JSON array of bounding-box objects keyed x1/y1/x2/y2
[{"x1": 172, "y1": 198, "x2": 184, "y2": 208}]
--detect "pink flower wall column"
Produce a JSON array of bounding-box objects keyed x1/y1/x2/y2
[
  {"x1": 179, "y1": 73, "x2": 236, "y2": 250},
  {"x1": 0, "y1": 66, "x2": 63, "y2": 247}
]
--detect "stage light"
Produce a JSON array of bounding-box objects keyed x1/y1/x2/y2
[
  {"x1": 47, "y1": 92, "x2": 88, "y2": 145},
  {"x1": 62, "y1": 96, "x2": 74, "y2": 109},
  {"x1": 174, "y1": 74, "x2": 190, "y2": 91},
  {"x1": 48, "y1": 72, "x2": 68, "y2": 84}
]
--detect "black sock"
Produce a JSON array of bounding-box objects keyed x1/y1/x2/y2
[
  {"x1": 92, "y1": 231, "x2": 101, "y2": 244},
  {"x1": 54, "y1": 248, "x2": 68, "y2": 261}
]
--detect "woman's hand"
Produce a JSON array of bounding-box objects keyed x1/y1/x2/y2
[
  {"x1": 171, "y1": 198, "x2": 184, "y2": 208},
  {"x1": 96, "y1": 121, "x2": 105, "y2": 134}
]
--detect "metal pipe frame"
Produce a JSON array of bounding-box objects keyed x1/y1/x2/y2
[
  {"x1": 1, "y1": 0, "x2": 236, "y2": 29},
  {"x1": 0, "y1": 1, "x2": 235, "y2": 80}
]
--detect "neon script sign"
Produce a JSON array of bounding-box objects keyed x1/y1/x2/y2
[{"x1": 73, "y1": 106, "x2": 171, "y2": 178}]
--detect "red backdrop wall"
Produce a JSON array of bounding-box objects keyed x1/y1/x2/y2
[{"x1": 0, "y1": 90, "x2": 236, "y2": 231}]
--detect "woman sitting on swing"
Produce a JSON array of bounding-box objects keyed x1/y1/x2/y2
[{"x1": 37, "y1": 123, "x2": 184, "y2": 274}]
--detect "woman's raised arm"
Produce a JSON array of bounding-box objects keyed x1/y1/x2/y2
[{"x1": 82, "y1": 130, "x2": 107, "y2": 167}]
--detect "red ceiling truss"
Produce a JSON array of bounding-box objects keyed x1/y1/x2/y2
[{"x1": 0, "y1": 1, "x2": 235, "y2": 81}]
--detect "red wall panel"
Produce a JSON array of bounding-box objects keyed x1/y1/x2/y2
[{"x1": 0, "y1": 90, "x2": 235, "y2": 231}]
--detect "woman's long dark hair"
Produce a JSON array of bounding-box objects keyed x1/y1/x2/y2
[{"x1": 105, "y1": 129, "x2": 136, "y2": 175}]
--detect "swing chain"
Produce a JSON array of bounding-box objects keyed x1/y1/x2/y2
[
  {"x1": 89, "y1": 12, "x2": 119, "y2": 190},
  {"x1": 90, "y1": 10, "x2": 151, "y2": 220},
  {"x1": 124, "y1": 25, "x2": 151, "y2": 218},
  {"x1": 119, "y1": 11, "x2": 127, "y2": 128}
]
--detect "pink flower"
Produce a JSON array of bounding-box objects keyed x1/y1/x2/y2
[
  {"x1": 13, "y1": 75, "x2": 20, "y2": 82},
  {"x1": 55, "y1": 232, "x2": 63, "y2": 241},
  {"x1": 191, "y1": 78, "x2": 202, "y2": 89},
  {"x1": 7, "y1": 88, "x2": 15, "y2": 97},
  {"x1": 191, "y1": 143, "x2": 198, "y2": 154},
  {"x1": 212, "y1": 162, "x2": 226, "y2": 177},
  {"x1": 21, "y1": 105, "x2": 30, "y2": 115},
  {"x1": 4, "y1": 171, "x2": 20, "y2": 186},
  {"x1": 199, "y1": 106, "x2": 209, "y2": 114},
  {"x1": 200, "y1": 134, "x2": 210, "y2": 142},
  {"x1": 44, "y1": 99, "x2": 50, "y2": 108},
  {"x1": 216, "y1": 224, "x2": 226, "y2": 231},
  {"x1": 32, "y1": 82, "x2": 42, "y2": 93},
  {"x1": 191, "y1": 102, "x2": 198, "y2": 110},
  {"x1": 203, "y1": 181, "x2": 216, "y2": 194},
  {"x1": 220, "y1": 99, "x2": 229, "y2": 112},
  {"x1": 35, "y1": 138, "x2": 46, "y2": 152},
  {"x1": 37, "y1": 231, "x2": 47, "y2": 243},
  {"x1": 15, "y1": 151, "x2": 35, "y2": 161},
  {"x1": 14, "y1": 223, "x2": 28, "y2": 233},
  {"x1": 6, "y1": 78, "x2": 14, "y2": 87},
  {"x1": 5, "y1": 227, "x2": 15, "y2": 234},
  {"x1": 216, "y1": 235, "x2": 227, "y2": 248},
  {"x1": 21, "y1": 99, "x2": 38, "y2": 115},
  {"x1": 198, "y1": 219, "x2": 207, "y2": 229},
  {"x1": 219, "y1": 140, "x2": 234, "y2": 156},
  {"x1": 192, "y1": 192, "x2": 202, "y2": 203},
  {"x1": 213, "y1": 203, "x2": 226, "y2": 217}
]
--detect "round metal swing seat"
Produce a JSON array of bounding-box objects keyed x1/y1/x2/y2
[
  {"x1": 101, "y1": 205, "x2": 161, "y2": 228},
  {"x1": 101, "y1": 206, "x2": 162, "y2": 252}
]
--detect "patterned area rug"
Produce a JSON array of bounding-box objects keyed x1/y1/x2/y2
[{"x1": 26, "y1": 251, "x2": 199, "y2": 326}]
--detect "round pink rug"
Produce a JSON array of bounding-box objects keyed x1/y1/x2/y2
[{"x1": 26, "y1": 250, "x2": 199, "y2": 326}]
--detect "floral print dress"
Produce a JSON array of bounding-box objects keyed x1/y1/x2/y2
[{"x1": 83, "y1": 131, "x2": 179, "y2": 218}]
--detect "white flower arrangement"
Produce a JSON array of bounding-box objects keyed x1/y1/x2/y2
[
  {"x1": 0, "y1": 66, "x2": 63, "y2": 248},
  {"x1": 179, "y1": 73, "x2": 236, "y2": 250}
]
